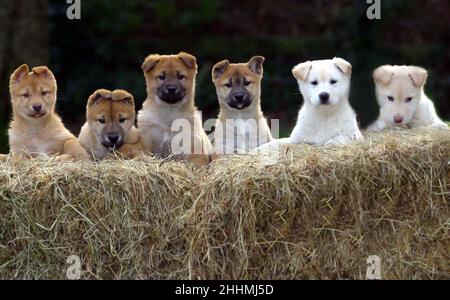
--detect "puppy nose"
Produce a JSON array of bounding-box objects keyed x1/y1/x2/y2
[
  {"x1": 32, "y1": 104, "x2": 42, "y2": 112},
  {"x1": 233, "y1": 93, "x2": 246, "y2": 102},
  {"x1": 394, "y1": 115, "x2": 404, "y2": 124},
  {"x1": 165, "y1": 85, "x2": 178, "y2": 94},
  {"x1": 319, "y1": 92, "x2": 330, "y2": 104},
  {"x1": 107, "y1": 133, "x2": 120, "y2": 145}
]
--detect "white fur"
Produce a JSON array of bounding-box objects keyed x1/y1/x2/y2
[{"x1": 368, "y1": 65, "x2": 448, "y2": 131}]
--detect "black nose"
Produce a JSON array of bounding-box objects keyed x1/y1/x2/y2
[
  {"x1": 165, "y1": 85, "x2": 178, "y2": 94},
  {"x1": 319, "y1": 92, "x2": 330, "y2": 104},
  {"x1": 32, "y1": 104, "x2": 42, "y2": 112},
  {"x1": 107, "y1": 133, "x2": 120, "y2": 145},
  {"x1": 233, "y1": 93, "x2": 246, "y2": 102}
]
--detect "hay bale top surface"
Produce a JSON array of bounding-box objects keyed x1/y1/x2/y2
[{"x1": 0, "y1": 128, "x2": 449, "y2": 280}]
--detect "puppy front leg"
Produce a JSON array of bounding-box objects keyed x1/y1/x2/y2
[
  {"x1": 0, "y1": 154, "x2": 8, "y2": 162},
  {"x1": 54, "y1": 154, "x2": 75, "y2": 162},
  {"x1": 117, "y1": 141, "x2": 146, "y2": 159},
  {"x1": 325, "y1": 135, "x2": 352, "y2": 145},
  {"x1": 62, "y1": 139, "x2": 92, "y2": 161}
]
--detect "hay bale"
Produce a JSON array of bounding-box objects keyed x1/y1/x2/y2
[{"x1": 0, "y1": 129, "x2": 449, "y2": 279}]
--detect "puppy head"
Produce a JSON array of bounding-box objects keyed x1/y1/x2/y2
[
  {"x1": 212, "y1": 56, "x2": 264, "y2": 110},
  {"x1": 9, "y1": 65, "x2": 57, "y2": 120},
  {"x1": 142, "y1": 52, "x2": 197, "y2": 106},
  {"x1": 87, "y1": 89, "x2": 136, "y2": 150},
  {"x1": 292, "y1": 57, "x2": 352, "y2": 107},
  {"x1": 373, "y1": 65, "x2": 427, "y2": 126}
]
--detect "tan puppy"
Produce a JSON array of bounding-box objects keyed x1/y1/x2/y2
[
  {"x1": 137, "y1": 52, "x2": 213, "y2": 158},
  {"x1": 212, "y1": 56, "x2": 272, "y2": 154},
  {"x1": 8, "y1": 64, "x2": 90, "y2": 161},
  {"x1": 78, "y1": 89, "x2": 144, "y2": 160},
  {"x1": 368, "y1": 65, "x2": 448, "y2": 131}
]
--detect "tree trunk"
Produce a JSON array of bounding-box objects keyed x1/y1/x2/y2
[{"x1": 0, "y1": 0, "x2": 49, "y2": 123}]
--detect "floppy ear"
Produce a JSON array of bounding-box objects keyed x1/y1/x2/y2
[
  {"x1": 88, "y1": 89, "x2": 111, "y2": 106},
  {"x1": 292, "y1": 61, "x2": 312, "y2": 81},
  {"x1": 247, "y1": 56, "x2": 265, "y2": 75},
  {"x1": 32, "y1": 66, "x2": 56, "y2": 81},
  {"x1": 177, "y1": 52, "x2": 198, "y2": 70},
  {"x1": 408, "y1": 66, "x2": 428, "y2": 88},
  {"x1": 333, "y1": 57, "x2": 352, "y2": 75},
  {"x1": 373, "y1": 65, "x2": 395, "y2": 86},
  {"x1": 10, "y1": 64, "x2": 29, "y2": 85},
  {"x1": 112, "y1": 89, "x2": 135, "y2": 106},
  {"x1": 212, "y1": 60, "x2": 230, "y2": 81},
  {"x1": 142, "y1": 54, "x2": 161, "y2": 73}
]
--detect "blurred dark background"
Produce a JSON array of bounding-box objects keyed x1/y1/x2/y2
[{"x1": 0, "y1": 0, "x2": 449, "y2": 153}]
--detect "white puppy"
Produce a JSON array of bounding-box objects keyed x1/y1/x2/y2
[
  {"x1": 254, "y1": 58, "x2": 362, "y2": 160},
  {"x1": 289, "y1": 57, "x2": 363, "y2": 145},
  {"x1": 368, "y1": 65, "x2": 448, "y2": 131}
]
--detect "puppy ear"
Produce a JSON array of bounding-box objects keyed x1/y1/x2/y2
[
  {"x1": 32, "y1": 66, "x2": 56, "y2": 81},
  {"x1": 408, "y1": 66, "x2": 428, "y2": 88},
  {"x1": 10, "y1": 64, "x2": 29, "y2": 85},
  {"x1": 112, "y1": 89, "x2": 135, "y2": 106},
  {"x1": 292, "y1": 61, "x2": 312, "y2": 81},
  {"x1": 333, "y1": 57, "x2": 352, "y2": 75},
  {"x1": 212, "y1": 60, "x2": 230, "y2": 81},
  {"x1": 142, "y1": 54, "x2": 161, "y2": 73},
  {"x1": 177, "y1": 52, "x2": 198, "y2": 70},
  {"x1": 88, "y1": 89, "x2": 111, "y2": 106},
  {"x1": 373, "y1": 65, "x2": 395, "y2": 86},
  {"x1": 247, "y1": 56, "x2": 265, "y2": 75}
]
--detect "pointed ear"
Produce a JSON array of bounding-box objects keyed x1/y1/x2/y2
[
  {"x1": 112, "y1": 89, "x2": 135, "y2": 106},
  {"x1": 10, "y1": 64, "x2": 29, "y2": 85},
  {"x1": 88, "y1": 89, "x2": 111, "y2": 106},
  {"x1": 212, "y1": 60, "x2": 230, "y2": 81},
  {"x1": 333, "y1": 57, "x2": 352, "y2": 75},
  {"x1": 142, "y1": 54, "x2": 161, "y2": 73},
  {"x1": 32, "y1": 66, "x2": 56, "y2": 81},
  {"x1": 292, "y1": 61, "x2": 312, "y2": 81},
  {"x1": 408, "y1": 66, "x2": 428, "y2": 88},
  {"x1": 247, "y1": 56, "x2": 265, "y2": 75},
  {"x1": 373, "y1": 65, "x2": 395, "y2": 86},
  {"x1": 177, "y1": 52, "x2": 197, "y2": 70}
]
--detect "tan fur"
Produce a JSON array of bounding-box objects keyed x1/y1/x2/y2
[
  {"x1": 212, "y1": 56, "x2": 272, "y2": 154},
  {"x1": 78, "y1": 89, "x2": 144, "y2": 160},
  {"x1": 8, "y1": 64, "x2": 91, "y2": 161},
  {"x1": 137, "y1": 52, "x2": 213, "y2": 159}
]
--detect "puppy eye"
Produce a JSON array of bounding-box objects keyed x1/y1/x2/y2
[
  {"x1": 98, "y1": 119, "x2": 106, "y2": 124},
  {"x1": 243, "y1": 79, "x2": 251, "y2": 86},
  {"x1": 177, "y1": 74, "x2": 185, "y2": 80},
  {"x1": 225, "y1": 82, "x2": 233, "y2": 88},
  {"x1": 388, "y1": 96, "x2": 394, "y2": 102},
  {"x1": 311, "y1": 81, "x2": 318, "y2": 86},
  {"x1": 119, "y1": 118, "x2": 127, "y2": 123},
  {"x1": 41, "y1": 91, "x2": 49, "y2": 96},
  {"x1": 330, "y1": 79, "x2": 337, "y2": 84},
  {"x1": 22, "y1": 92, "x2": 30, "y2": 98},
  {"x1": 158, "y1": 74, "x2": 166, "y2": 80},
  {"x1": 405, "y1": 97, "x2": 413, "y2": 103}
]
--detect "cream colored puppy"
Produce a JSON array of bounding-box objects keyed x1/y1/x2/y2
[
  {"x1": 289, "y1": 57, "x2": 363, "y2": 145},
  {"x1": 137, "y1": 52, "x2": 213, "y2": 158},
  {"x1": 368, "y1": 65, "x2": 448, "y2": 131}
]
